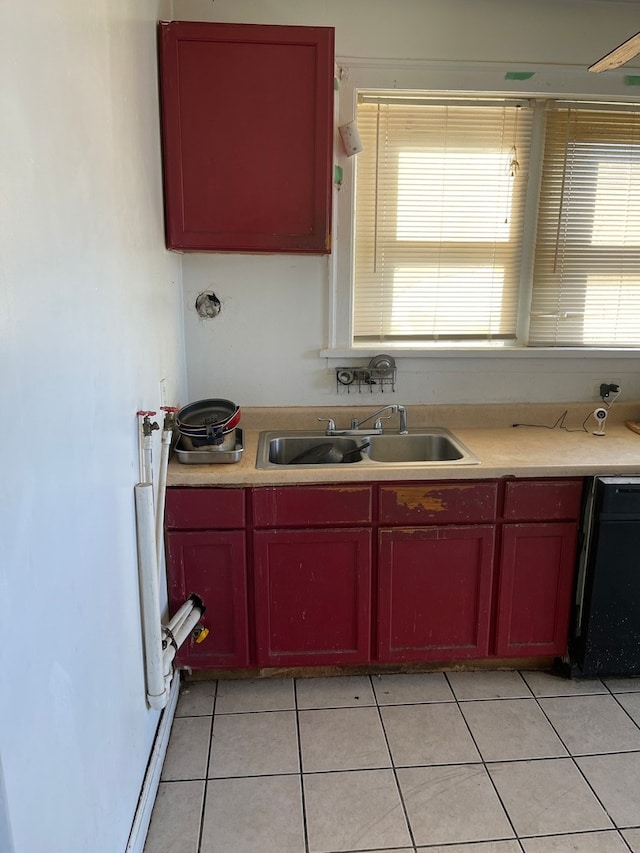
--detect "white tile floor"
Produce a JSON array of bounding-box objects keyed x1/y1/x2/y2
[{"x1": 144, "y1": 670, "x2": 640, "y2": 853}]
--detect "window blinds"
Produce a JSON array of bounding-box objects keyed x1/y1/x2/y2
[
  {"x1": 353, "y1": 97, "x2": 532, "y2": 343},
  {"x1": 530, "y1": 104, "x2": 640, "y2": 347}
]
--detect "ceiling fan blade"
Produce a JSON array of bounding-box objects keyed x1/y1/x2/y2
[{"x1": 589, "y1": 31, "x2": 640, "y2": 72}]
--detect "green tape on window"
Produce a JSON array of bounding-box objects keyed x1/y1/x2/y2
[{"x1": 505, "y1": 71, "x2": 535, "y2": 80}]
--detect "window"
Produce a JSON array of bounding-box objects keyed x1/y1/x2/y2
[
  {"x1": 531, "y1": 104, "x2": 640, "y2": 346},
  {"x1": 350, "y1": 94, "x2": 640, "y2": 349}
]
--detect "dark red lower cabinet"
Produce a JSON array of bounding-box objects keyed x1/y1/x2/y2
[
  {"x1": 166, "y1": 531, "x2": 250, "y2": 668},
  {"x1": 495, "y1": 522, "x2": 578, "y2": 657},
  {"x1": 163, "y1": 479, "x2": 583, "y2": 671},
  {"x1": 253, "y1": 528, "x2": 372, "y2": 667},
  {"x1": 377, "y1": 525, "x2": 496, "y2": 662}
]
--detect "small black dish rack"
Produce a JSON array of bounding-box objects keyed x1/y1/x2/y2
[{"x1": 335, "y1": 355, "x2": 396, "y2": 394}]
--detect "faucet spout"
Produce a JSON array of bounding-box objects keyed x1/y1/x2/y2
[
  {"x1": 351, "y1": 404, "x2": 408, "y2": 434},
  {"x1": 397, "y1": 405, "x2": 408, "y2": 434}
]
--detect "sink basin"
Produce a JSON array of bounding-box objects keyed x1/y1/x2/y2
[
  {"x1": 261, "y1": 435, "x2": 365, "y2": 466},
  {"x1": 367, "y1": 432, "x2": 468, "y2": 463},
  {"x1": 256, "y1": 429, "x2": 480, "y2": 469}
]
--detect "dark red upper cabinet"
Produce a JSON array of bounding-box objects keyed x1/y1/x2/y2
[{"x1": 158, "y1": 21, "x2": 335, "y2": 253}]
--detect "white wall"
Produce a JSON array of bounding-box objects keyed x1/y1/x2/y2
[
  {"x1": 176, "y1": 0, "x2": 640, "y2": 407},
  {"x1": 0, "y1": 2, "x2": 185, "y2": 852}
]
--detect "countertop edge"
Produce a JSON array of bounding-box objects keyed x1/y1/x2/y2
[{"x1": 166, "y1": 423, "x2": 640, "y2": 487}]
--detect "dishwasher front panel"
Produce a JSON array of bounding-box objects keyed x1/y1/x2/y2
[{"x1": 573, "y1": 476, "x2": 640, "y2": 678}]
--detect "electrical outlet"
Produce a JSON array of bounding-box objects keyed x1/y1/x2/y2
[{"x1": 598, "y1": 381, "x2": 621, "y2": 399}]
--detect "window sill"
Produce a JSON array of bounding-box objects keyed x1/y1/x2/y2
[{"x1": 320, "y1": 346, "x2": 640, "y2": 360}]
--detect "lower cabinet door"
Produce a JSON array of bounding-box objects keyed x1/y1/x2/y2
[
  {"x1": 166, "y1": 531, "x2": 250, "y2": 668},
  {"x1": 253, "y1": 528, "x2": 372, "y2": 666},
  {"x1": 495, "y1": 522, "x2": 578, "y2": 657},
  {"x1": 378, "y1": 525, "x2": 496, "y2": 662}
]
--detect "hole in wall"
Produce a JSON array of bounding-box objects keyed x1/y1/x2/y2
[{"x1": 195, "y1": 292, "x2": 222, "y2": 319}]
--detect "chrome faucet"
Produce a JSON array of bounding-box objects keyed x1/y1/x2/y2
[
  {"x1": 351, "y1": 404, "x2": 408, "y2": 434},
  {"x1": 319, "y1": 405, "x2": 408, "y2": 435}
]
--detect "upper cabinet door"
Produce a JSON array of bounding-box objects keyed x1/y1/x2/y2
[{"x1": 158, "y1": 21, "x2": 335, "y2": 253}]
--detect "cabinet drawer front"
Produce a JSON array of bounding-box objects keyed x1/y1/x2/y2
[
  {"x1": 253, "y1": 485, "x2": 373, "y2": 527},
  {"x1": 503, "y1": 479, "x2": 583, "y2": 521},
  {"x1": 165, "y1": 488, "x2": 245, "y2": 529},
  {"x1": 379, "y1": 482, "x2": 498, "y2": 525}
]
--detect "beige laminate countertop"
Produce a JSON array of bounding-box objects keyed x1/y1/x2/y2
[{"x1": 166, "y1": 403, "x2": 640, "y2": 487}]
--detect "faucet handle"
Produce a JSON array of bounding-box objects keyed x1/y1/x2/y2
[
  {"x1": 317, "y1": 417, "x2": 336, "y2": 433},
  {"x1": 374, "y1": 413, "x2": 394, "y2": 430}
]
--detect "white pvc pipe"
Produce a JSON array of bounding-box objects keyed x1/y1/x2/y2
[
  {"x1": 155, "y1": 426, "x2": 172, "y2": 575},
  {"x1": 171, "y1": 603, "x2": 203, "y2": 650},
  {"x1": 137, "y1": 417, "x2": 144, "y2": 483},
  {"x1": 162, "y1": 606, "x2": 203, "y2": 673},
  {"x1": 135, "y1": 412, "x2": 206, "y2": 710},
  {"x1": 166, "y1": 596, "x2": 196, "y2": 637},
  {"x1": 135, "y1": 483, "x2": 167, "y2": 710},
  {"x1": 141, "y1": 434, "x2": 153, "y2": 486}
]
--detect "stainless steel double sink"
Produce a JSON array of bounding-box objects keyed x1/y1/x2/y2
[{"x1": 256, "y1": 428, "x2": 481, "y2": 469}]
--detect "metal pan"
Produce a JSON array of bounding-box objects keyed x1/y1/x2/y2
[
  {"x1": 288, "y1": 441, "x2": 369, "y2": 465},
  {"x1": 176, "y1": 398, "x2": 241, "y2": 446}
]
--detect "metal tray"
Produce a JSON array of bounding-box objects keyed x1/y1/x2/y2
[{"x1": 175, "y1": 429, "x2": 244, "y2": 465}]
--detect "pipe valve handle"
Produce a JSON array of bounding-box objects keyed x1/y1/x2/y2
[{"x1": 193, "y1": 625, "x2": 209, "y2": 644}]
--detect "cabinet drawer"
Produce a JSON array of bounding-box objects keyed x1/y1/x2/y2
[
  {"x1": 253, "y1": 485, "x2": 373, "y2": 527},
  {"x1": 379, "y1": 482, "x2": 498, "y2": 525},
  {"x1": 503, "y1": 479, "x2": 583, "y2": 521},
  {"x1": 165, "y1": 488, "x2": 245, "y2": 529}
]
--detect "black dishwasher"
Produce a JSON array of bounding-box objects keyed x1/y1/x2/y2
[{"x1": 571, "y1": 476, "x2": 640, "y2": 677}]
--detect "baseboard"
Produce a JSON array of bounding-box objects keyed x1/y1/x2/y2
[{"x1": 125, "y1": 675, "x2": 181, "y2": 853}]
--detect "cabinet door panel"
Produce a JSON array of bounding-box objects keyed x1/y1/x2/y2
[
  {"x1": 378, "y1": 526, "x2": 495, "y2": 662},
  {"x1": 496, "y1": 522, "x2": 578, "y2": 657},
  {"x1": 166, "y1": 531, "x2": 250, "y2": 668},
  {"x1": 254, "y1": 529, "x2": 371, "y2": 666},
  {"x1": 158, "y1": 21, "x2": 334, "y2": 253}
]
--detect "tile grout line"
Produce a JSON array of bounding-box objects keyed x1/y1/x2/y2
[
  {"x1": 444, "y1": 670, "x2": 527, "y2": 853},
  {"x1": 512, "y1": 668, "x2": 539, "y2": 853},
  {"x1": 370, "y1": 673, "x2": 420, "y2": 852},
  {"x1": 294, "y1": 678, "x2": 311, "y2": 853},
  {"x1": 188, "y1": 746, "x2": 640, "y2": 781},
  {"x1": 516, "y1": 827, "x2": 637, "y2": 843},
  {"x1": 604, "y1": 681, "x2": 640, "y2": 737},
  {"x1": 196, "y1": 680, "x2": 218, "y2": 853}
]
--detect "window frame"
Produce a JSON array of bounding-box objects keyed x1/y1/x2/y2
[{"x1": 325, "y1": 57, "x2": 640, "y2": 359}]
